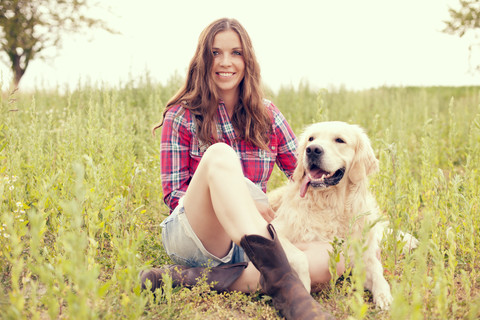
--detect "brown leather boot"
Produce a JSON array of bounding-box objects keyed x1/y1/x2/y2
[
  {"x1": 140, "y1": 262, "x2": 248, "y2": 293},
  {"x1": 240, "y1": 224, "x2": 334, "y2": 320}
]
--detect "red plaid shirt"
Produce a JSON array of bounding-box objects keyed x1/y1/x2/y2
[{"x1": 160, "y1": 100, "x2": 298, "y2": 211}]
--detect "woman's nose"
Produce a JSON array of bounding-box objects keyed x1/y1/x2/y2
[{"x1": 220, "y1": 54, "x2": 232, "y2": 66}]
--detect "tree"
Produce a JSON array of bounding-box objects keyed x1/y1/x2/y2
[
  {"x1": 443, "y1": 0, "x2": 480, "y2": 72},
  {"x1": 443, "y1": 0, "x2": 480, "y2": 36},
  {"x1": 0, "y1": 0, "x2": 114, "y2": 88}
]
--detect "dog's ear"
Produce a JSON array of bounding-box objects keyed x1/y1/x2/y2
[
  {"x1": 348, "y1": 126, "x2": 379, "y2": 184},
  {"x1": 292, "y1": 127, "x2": 309, "y2": 184},
  {"x1": 292, "y1": 144, "x2": 305, "y2": 184}
]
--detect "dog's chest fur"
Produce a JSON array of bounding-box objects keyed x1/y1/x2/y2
[{"x1": 272, "y1": 182, "x2": 377, "y2": 243}]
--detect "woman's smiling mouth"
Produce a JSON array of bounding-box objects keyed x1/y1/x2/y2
[{"x1": 217, "y1": 72, "x2": 235, "y2": 77}]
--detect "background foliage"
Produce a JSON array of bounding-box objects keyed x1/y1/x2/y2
[
  {"x1": 0, "y1": 0, "x2": 114, "y2": 87},
  {"x1": 444, "y1": 0, "x2": 480, "y2": 72},
  {"x1": 0, "y1": 78, "x2": 479, "y2": 319}
]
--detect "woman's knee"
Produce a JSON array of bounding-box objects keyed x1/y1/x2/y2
[
  {"x1": 204, "y1": 142, "x2": 235, "y2": 157},
  {"x1": 203, "y1": 143, "x2": 240, "y2": 173}
]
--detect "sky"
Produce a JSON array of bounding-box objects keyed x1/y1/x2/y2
[{"x1": 1, "y1": 0, "x2": 479, "y2": 92}]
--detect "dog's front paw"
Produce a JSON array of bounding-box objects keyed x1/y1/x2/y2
[{"x1": 374, "y1": 290, "x2": 393, "y2": 310}]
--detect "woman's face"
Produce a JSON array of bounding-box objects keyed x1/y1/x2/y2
[{"x1": 211, "y1": 29, "x2": 245, "y2": 100}]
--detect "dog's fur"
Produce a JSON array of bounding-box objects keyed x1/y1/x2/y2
[{"x1": 269, "y1": 121, "x2": 416, "y2": 310}]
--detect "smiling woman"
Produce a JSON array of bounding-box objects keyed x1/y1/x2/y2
[
  {"x1": 211, "y1": 30, "x2": 245, "y2": 113},
  {"x1": 143, "y1": 17, "x2": 334, "y2": 320}
]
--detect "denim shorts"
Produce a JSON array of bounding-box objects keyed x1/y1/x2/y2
[{"x1": 160, "y1": 178, "x2": 268, "y2": 268}]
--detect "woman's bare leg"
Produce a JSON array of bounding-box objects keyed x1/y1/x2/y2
[
  {"x1": 296, "y1": 241, "x2": 346, "y2": 292},
  {"x1": 228, "y1": 263, "x2": 261, "y2": 292},
  {"x1": 230, "y1": 241, "x2": 346, "y2": 293},
  {"x1": 182, "y1": 143, "x2": 346, "y2": 294},
  {"x1": 183, "y1": 143, "x2": 271, "y2": 258}
]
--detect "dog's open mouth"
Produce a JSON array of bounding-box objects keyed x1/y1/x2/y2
[{"x1": 299, "y1": 166, "x2": 345, "y2": 198}]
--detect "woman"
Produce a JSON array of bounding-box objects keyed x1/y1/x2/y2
[{"x1": 142, "y1": 18, "x2": 336, "y2": 320}]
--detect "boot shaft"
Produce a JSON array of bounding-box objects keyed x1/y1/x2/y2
[{"x1": 240, "y1": 224, "x2": 334, "y2": 320}]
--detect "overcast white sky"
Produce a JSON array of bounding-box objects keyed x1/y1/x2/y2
[{"x1": 1, "y1": 0, "x2": 479, "y2": 92}]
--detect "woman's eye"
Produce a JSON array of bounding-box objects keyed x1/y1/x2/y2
[
  {"x1": 212, "y1": 51, "x2": 219, "y2": 56},
  {"x1": 335, "y1": 138, "x2": 345, "y2": 144},
  {"x1": 233, "y1": 50, "x2": 242, "y2": 56}
]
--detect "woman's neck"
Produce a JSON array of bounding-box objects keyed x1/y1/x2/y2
[{"x1": 220, "y1": 92, "x2": 239, "y2": 118}]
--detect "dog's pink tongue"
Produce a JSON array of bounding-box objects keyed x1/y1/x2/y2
[
  {"x1": 310, "y1": 167, "x2": 328, "y2": 179},
  {"x1": 300, "y1": 174, "x2": 311, "y2": 198}
]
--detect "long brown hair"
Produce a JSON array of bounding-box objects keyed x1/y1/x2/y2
[{"x1": 152, "y1": 18, "x2": 271, "y2": 150}]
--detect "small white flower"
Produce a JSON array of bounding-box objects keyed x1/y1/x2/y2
[
  {"x1": 19, "y1": 219, "x2": 24, "y2": 222},
  {"x1": 9, "y1": 186, "x2": 14, "y2": 191},
  {"x1": 19, "y1": 210, "x2": 25, "y2": 214},
  {"x1": 11, "y1": 176, "x2": 17, "y2": 182},
  {"x1": 3, "y1": 233, "x2": 10, "y2": 238},
  {"x1": 16, "y1": 202, "x2": 22, "y2": 207}
]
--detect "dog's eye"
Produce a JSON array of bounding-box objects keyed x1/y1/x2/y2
[
  {"x1": 335, "y1": 137, "x2": 346, "y2": 144},
  {"x1": 308, "y1": 136, "x2": 314, "y2": 142}
]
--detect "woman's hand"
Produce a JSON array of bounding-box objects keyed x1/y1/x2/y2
[{"x1": 254, "y1": 201, "x2": 276, "y2": 223}]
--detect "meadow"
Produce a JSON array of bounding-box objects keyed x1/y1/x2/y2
[{"x1": 0, "y1": 77, "x2": 479, "y2": 319}]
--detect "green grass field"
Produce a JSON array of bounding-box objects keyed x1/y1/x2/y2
[{"x1": 0, "y1": 79, "x2": 479, "y2": 319}]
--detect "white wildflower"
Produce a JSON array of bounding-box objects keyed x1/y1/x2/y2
[
  {"x1": 3, "y1": 233, "x2": 10, "y2": 238},
  {"x1": 16, "y1": 202, "x2": 22, "y2": 207},
  {"x1": 9, "y1": 185, "x2": 14, "y2": 191}
]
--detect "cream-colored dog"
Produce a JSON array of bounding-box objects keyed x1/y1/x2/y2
[{"x1": 270, "y1": 121, "x2": 416, "y2": 310}]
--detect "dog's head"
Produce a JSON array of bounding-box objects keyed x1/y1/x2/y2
[{"x1": 293, "y1": 121, "x2": 378, "y2": 197}]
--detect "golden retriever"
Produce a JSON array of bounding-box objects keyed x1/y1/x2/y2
[{"x1": 269, "y1": 121, "x2": 417, "y2": 310}]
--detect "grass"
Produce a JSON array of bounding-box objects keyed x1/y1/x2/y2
[{"x1": 0, "y1": 77, "x2": 479, "y2": 319}]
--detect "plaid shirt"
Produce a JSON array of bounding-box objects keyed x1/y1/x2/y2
[{"x1": 160, "y1": 100, "x2": 298, "y2": 211}]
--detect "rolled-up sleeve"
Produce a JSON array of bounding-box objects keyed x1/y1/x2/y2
[
  {"x1": 160, "y1": 106, "x2": 192, "y2": 211},
  {"x1": 268, "y1": 102, "x2": 298, "y2": 178}
]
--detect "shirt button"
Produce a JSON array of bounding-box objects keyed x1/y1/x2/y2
[{"x1": 271, "y1": 146, "x2": 275, "y2": 150}]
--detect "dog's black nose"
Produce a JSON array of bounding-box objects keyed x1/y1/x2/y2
[{"x1": 306, "y1": 144, "x2": 323, "y2": 157}]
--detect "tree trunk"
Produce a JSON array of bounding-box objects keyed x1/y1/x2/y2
[{"x1": 12, "y1": 53, "x2": 26, "y2": 88}]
